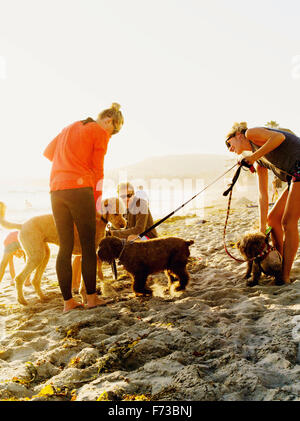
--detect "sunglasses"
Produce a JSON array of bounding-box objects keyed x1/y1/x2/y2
[
  {"x1": 225, "y1": 133, "x2": 236, "y2": 149},
  {"x1": 120, "y1": 193, "x2": 134, "y2": 199}
]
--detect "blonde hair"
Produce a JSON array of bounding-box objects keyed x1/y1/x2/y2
[
  {"x1": 226, "y1": 121, "x2": 248, "y2": 140},
  {"x1": 98, "y1": 102, "x2": 124, "y2": 135},
  {"x1": 117, "y1": 182, "x2": 135, "y2": 195}
]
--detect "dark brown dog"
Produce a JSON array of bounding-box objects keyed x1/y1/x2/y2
[
  {"x1": 237, "y1": 232, "x2": 283, "y2": 287},
  {"x1": 98, "y1": 236, "x2": 194, "y2": 295}
]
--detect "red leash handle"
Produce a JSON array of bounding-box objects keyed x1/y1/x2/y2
[{"x1": 223, "y1": 189, "x2": 246, "y2": 263}]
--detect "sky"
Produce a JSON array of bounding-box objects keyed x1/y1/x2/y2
[{"x1": 1, "y1": 0, "x2": 300, "y2": 183}]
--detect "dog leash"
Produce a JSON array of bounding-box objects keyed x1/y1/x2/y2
[
  {"x1": 137, "y1": 162, "x2": 240, "y2": 239},
  {"x1": 223, "y1": 159, "x2": 256, "y2": 263},
  {"x1": 105, "y1": 225, "x2": 118, "y2": 280},
  {"x1": 106, "y1": 162, "x2": 240, "y2": 280}
]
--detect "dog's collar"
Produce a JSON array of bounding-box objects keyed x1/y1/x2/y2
[
  {"x1": 247, "y1": 243, "x2": 275, "y2": 262},
  {"x1": 101, "y1": 215, "x2": 108, "y2": 224}
]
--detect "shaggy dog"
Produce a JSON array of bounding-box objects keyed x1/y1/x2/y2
[
  {"x1": 236, "y1": 232, "x2": 283, "y2": 287},
  {"x1": 97, "y1": 236, "x2": 194, "y2": 295},
  {"x1": 0, "y1": 198, "x2": 126, "y2": 305}
]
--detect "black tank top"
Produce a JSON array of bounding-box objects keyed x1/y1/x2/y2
[{"x1": 249, "y1": 128, "x2": 300, "y2": 182}]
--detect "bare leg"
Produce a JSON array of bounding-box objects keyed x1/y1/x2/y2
[
  {"x1": 72, "y1": 255, "x2": 82, "y2": 291},
  {"x1": 97, "y1": 256, "x2": 104, "y2": 280},
  {"x1": 267, "y1": 187, "x2": 288, "y2": 255},
  {"x1": 281, "y1": 183, "x2": 300, "y2": 283}
]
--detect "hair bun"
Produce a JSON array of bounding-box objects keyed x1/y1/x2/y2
[
  {"x1": 226, "y1": 121, "x2": 248, "y2": 139},
  {"x1": 111, "y1": 102, "x2": 121, "y2": 111}
]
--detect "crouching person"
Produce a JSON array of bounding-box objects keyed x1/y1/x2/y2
[{"x1": 112, "y1": 182, "x2": 158, "y2": 241}]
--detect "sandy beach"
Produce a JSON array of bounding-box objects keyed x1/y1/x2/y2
[{"x1": 0, "y1": 198, "x2": 299, "y2": 402}]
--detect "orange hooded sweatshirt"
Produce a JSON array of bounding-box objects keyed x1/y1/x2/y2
[{"x1": 43, "y1": 120, "x2": 110, "y2": 210}]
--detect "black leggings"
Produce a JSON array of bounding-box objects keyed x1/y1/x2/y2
[{"x1": 51, "y1": 187, "x2": 96, "y2": 301}]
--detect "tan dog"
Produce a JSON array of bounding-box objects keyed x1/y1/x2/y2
[
  {"x1": 0, "y1": 198, "x2": 126, "y2": 305},
  {"x1": 237, "y1": 232, "x2": 283, "y2": 287}
]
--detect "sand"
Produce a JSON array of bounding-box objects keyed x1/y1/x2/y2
[{"x1": 0, "y1": 199, "x2": 300, "y2": 402}]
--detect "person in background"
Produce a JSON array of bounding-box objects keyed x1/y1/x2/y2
[
  {"x1": 226, "y1": 121, "x2": 300, "y2": 284},
  {"x1": 43, "y1": 103, "x2": 124, "y2": 312},
  {"x1": 0, "y1": 231, "x2": 28, "y2": 285},
  {"x1": 135, "y1": 185, "x2": 149, "y2": 202},
  {"x1": 111, "y1": 182, "x2": 157, "y2": 241}
]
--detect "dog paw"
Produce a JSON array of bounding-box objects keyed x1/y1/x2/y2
[
  {"x1": 134, "y1": 289, "x2": 152, "y2": 296},
  {"x1": 246, "y1": 280, "x2": 258, "y2": 287},
  {"x1": 174, "y1": 285, "x2": 186, "y2": 292},
  {"x1": 275, "y1": 278, "x2": 285, "y2": 286},
  {"x1": 17, "y1": 297, "x2": 28, "y2": 306}
]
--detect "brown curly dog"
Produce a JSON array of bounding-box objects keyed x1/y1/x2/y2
[
  {"x1": 237, "y1": 231, "x2": 283, "y2": 287},
  {"x1": 98, "y1": 236, "x2": 194, "y2": 296}
]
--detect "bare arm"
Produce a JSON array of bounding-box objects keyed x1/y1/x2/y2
[
  {"x1": 112, "y1": 213, "x2": 148, "y2": 239},
  {"x1": 112, "y1": 200, "x2": 149, "y2": 239},
  {"x1": 245, "y1": 128, "x2": 286, "y2": 165},
  {"x1": 256, "y1": 164, "x2": 269, "y2": 233}
]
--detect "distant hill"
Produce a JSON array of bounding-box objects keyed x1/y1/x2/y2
[{"x1": 105, "y1": 154, "x2": 235, "y2": 183}]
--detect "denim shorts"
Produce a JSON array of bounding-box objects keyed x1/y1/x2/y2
[
  {"x1": 292, "y1": 160, "x2": 300, "y2": 182},
  {"x1": 287, "y1": 160, "x2": 300, "y2": 189}
]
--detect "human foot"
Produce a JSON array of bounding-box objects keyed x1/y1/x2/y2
[
  {"x1": 63, "y1": 298, "x2": 84, "y2": 312},
  {"x1": 86, "y1": 293, "x2": 111, "y2": 309}
]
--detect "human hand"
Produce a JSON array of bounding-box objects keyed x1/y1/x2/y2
[
  {"x1": 242, "y1": 155, "x2": 255, "y2": 166},
  {"x1": 240, "y1": 156, "x2": 256, "y2": 173},
  {"x1": 127, "y1": 234, "x2": 139, "y2": 242}
]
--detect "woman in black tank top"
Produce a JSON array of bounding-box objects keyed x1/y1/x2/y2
[{"x1": 226, "y1": 122, "x2": 300, "y2": 284}]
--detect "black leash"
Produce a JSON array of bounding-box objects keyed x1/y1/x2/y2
[
  {"x1": 105, "y1": 225, "x2": 118, "y2": 280},
  {"x1": 106, "y1": 160, "x2": 249, "y2": 279},
  {"x1": 223, "y1": 159, "x2": 256, "y2": 262},
  {"x1": 137, "y1": 162, "x2": 239, "y2": 239}
]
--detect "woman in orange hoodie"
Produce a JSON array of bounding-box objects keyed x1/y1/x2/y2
[{"x1": 44, "y1": 103, "x2": 124, "y2": 312}]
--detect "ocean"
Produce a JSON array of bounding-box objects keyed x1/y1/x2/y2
[{"x1": 0, "y1": 176, "x2": 259, "y2": 255}]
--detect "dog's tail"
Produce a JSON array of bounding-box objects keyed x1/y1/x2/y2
[
  {"x1": 0, "y1": 202, "x2": 22, "y2": 230},
  {"x1": 185, "y1": 240, "x2": 194, "y2": 247}
]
